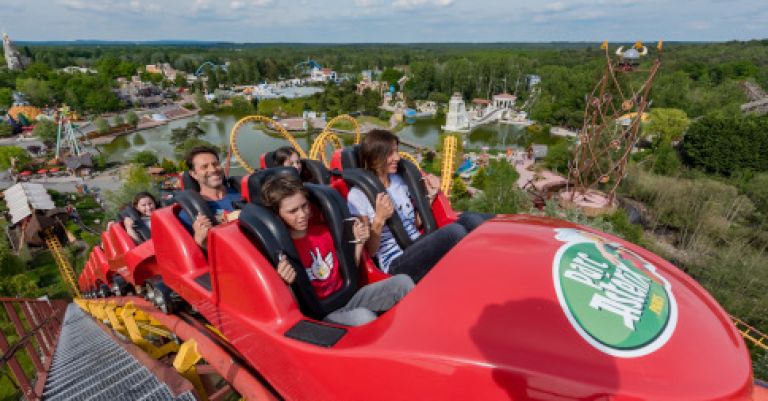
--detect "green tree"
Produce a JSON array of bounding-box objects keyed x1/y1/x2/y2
[
  {"x1": 160, "y1": 158, "x2": 178, "y2": 173},
  {"x1": 0, "y1": 87, "x2": 12, "y2": 108},
  {"x1": 647, "y1": 108, "x2": 690, "y2": 147},
  {"x1": 229, "y1": 95, "x2": 255, "y2": 116},
  {"x1": 126, "y1": 110, "x2": 139, "y2": 127},
  {"x1": 682, "y1": 114, "x2": 768, "y2": 175},
  {"x1": 133, "y1": 150, "x2": 158, "y2": 167},
  {"x1": 651, "y1": 142, "x2": 682, "y2": 176},
  {"x1": 471, "y1": 167, "x2": 488, "y2": 190},
  {"x1": 0, "y1": 146, "x2": 31, "y2": 169},
  {"x1": 544, "y1": 140, "x2": 572, "y2": 174},
  {"x1": 380, "y1": 68, "x2": 403, "y2": 89},
  {"x1": 0, "y1": 121, "x2": 13, "y2": 137},
  {"x1": 174, "y1": 138, "x2": 219, "y2": 159},
  {"x1": 32, "y1": 119, "x2": 57, "y2": 144},
  {"x1": 16, "y1": 78, "x2": 53, "y2": 106},
  {"x1": 94, "y1": 117, "x2": 110, "y2": 134},
  {"x1": 104, "y1": 164, "x2": 158, "y2": 216},
  {"x1": 112, "y1": 114, "x2": 125, "y2": 126}
]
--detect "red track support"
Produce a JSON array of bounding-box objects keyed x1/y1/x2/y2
[{"x1": 0, "y1": 298, "x2": 67, "y2": 401}]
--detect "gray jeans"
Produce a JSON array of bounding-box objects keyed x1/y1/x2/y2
[{"x1": 324, "y1": 274, "x2": 414, "y2": 326}]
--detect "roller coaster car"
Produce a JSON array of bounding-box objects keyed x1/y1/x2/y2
[
  {"x1": 259, "y1": 151, "x2": 331, "y2": 185},
  {"x1": 84, "y1": 246, "x2": 112, "y2": 298},
  {"x1": 101, "y1": 214, "x2": 156, "y2": 296},
  {"x1": 144, "y1": 157, "x2": 756, "y2": 400}
]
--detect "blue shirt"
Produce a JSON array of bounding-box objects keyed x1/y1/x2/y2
[
  {"x1": 178, "y1": 188, "x2": 240, "y2": 233},
  {"x1": 347, "y1": 174, "x2": 421, "y2": 273}
]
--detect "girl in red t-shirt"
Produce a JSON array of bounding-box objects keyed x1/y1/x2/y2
[{"x1": 261, "y1": 174, "x2": 413, "y2": 326}]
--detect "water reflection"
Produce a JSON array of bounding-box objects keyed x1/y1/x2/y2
[{"x1": 100, "y1": 115, "x2": 530, "y2": 171}]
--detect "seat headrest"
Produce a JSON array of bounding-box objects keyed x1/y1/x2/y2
[
  {"x1": 181, "y1": 171, "x2": 200, "y2": 192},
  {"x1": 300, "y1": 159, "x2": 331, "y2": 185},
  {"x1": 340, "y1": 145, "x2": 362, "y2": 169},
  {"x1": 247, "y1": 167, "x2": 300, "y2": 204}
]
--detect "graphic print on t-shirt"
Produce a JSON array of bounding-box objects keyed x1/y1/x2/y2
[{"x1": 306, "y1": 247, "x2": 334, "y2": 281}]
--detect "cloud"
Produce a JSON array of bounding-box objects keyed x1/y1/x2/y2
[{"x1": 392, "y1": 0, "x2": 454, "y2": 9}]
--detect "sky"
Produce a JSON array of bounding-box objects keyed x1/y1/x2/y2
[{"x1": 0, "y1": 0, "x2": 766, "y2": 43}]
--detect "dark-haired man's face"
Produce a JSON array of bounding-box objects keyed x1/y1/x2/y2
[{"x1": 190, "y1": 153, "x2": 224, "y2": 190}]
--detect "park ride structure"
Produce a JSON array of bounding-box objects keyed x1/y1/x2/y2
[{"x1": 566, "y1": 41, "x2": 663, "y2": 212}]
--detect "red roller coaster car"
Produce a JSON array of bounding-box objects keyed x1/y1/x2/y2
[{"x1": 77, "y1": 147, "x2": 760, "y2": 400}]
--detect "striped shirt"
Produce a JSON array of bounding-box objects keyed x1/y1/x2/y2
[{"x1": 347, "y1": 174, "x2": 421, "y2": 273}]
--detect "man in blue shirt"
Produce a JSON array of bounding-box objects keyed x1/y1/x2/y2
[{"x1": 178, "y1": 146, "x2": 240, "y2": 248}]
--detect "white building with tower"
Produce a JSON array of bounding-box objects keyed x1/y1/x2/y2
[
  {"x1": 3, "y1": 32, "x2": 28, "y2": 71},
  {"x1": 442, "y1": 93, "x2": 470, "y2": 132}
]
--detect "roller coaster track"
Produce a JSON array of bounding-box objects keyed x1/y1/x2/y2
[
  {"x1": 228, "y1": 115, "x2": 307, "y2": 174},
  {"x1": 323, "y1": 114, "x2": 361, "y2": 145},
  {"x1": 45, "y1": 232, "x2": 81, "y2": 298},
  {"x1": 441, "y1": 135, "x2": 457, "y2": 196},
  {"x1": 732, "y1": 315, "x2": 768, "y2": 351}
]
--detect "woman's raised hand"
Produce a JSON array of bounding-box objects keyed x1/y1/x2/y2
[{"x1": 374, "y1": 192, "x2": 394, "y2": 222}]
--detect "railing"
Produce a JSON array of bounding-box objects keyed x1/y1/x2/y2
[
  {"x1": 732, "y1": 315, "x2": 768, "y2": 351},
  {"x1": 0, "y1": 297, "x2": 67, "y2": 401}
]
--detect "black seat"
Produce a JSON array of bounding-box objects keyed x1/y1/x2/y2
[
  {"x1": 339, "y1": 145, "x2": 437, "y2": 249},
  {"x1": 174, "y1": 190, "x2": 217, "y2": 227},
  {"x1": 118, "y1": 207, "x2": 151, "y2": 243},
  {"x1": 263, "y1": 151, "x2": 331, "y2": 185},
  {"x1": 238, "y1": 183, "x2": 359, "y2": 320}
]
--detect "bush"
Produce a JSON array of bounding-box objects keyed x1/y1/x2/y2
[
  {"x1": 112, "y1": 114, "x2": 124, "y2": 126},
  {"x1": 32, "y1": 119, "x2": 57, "y2": 144},
  {"x1": 462, "y1": 160, "x2": 528, "y2": 214},
  {"x1": 94, "y1": 117, "x2": 110, "y2": 134},
  {"x1": 126, "y1": 110, "x2": 139, "y2": 127},
  {"x1": 0, "y1": 121, "x2": 13, "y2": 137},
  {"x1": 650, "y1": 142, "x2": 682, "y2": 176},
  {"x1": 544, "y1": 140, "x2": 572, "y2": 174},
  {"x1": 133, "y1": 150, "x2": 158, "y2": 167},
  {"x1": 682, "y1": 114, "x2": 768, "y2": 175}
]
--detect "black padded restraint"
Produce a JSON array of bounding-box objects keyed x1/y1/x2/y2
[
  {"x1": 342, "y1": 168, "x2": 413, "y2": 250},
  {"x1": 174, "y1": 190, "x2": 217, "y2": 226},
  {"x1": 118, "y1": 207, "x2": 151, "y2": 243},
  {"x1": 397, "y1": 159, "x2": 437, "y2": 234}
]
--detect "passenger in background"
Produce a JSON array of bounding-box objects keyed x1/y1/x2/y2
[
  {"x1": 262, "y1": 174, "x2": 413, "y2": 326},
  {"x1": 178, "y1": 146, "x2": 240, "y2": 248},
  {"x1": 124, "y1": 192, "x2": 157, "y2": 243},
  {"x1": 273, "y1": 146, "x2": 302, "y2": 174}
]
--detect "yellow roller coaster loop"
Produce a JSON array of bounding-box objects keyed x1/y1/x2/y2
[
  {"x1": 228, "y1": 115, "x2": 307, "y2": 174},
  {"x1": 324, "y1": 114, "x2": 361, "y2": 144},
  {"x1": 399, "y1": 151, "x2": 419, "y2": 166},
  {"x1": 309, "y1": 130, "x2": 345, "y2": 167},
  {"x1": 441, "y1": 135, "x2": 457, "y2": 196}
]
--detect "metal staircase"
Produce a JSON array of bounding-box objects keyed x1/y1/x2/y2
[{"x1": 42, "y1": 304, "x2": 197, "y2": 401}]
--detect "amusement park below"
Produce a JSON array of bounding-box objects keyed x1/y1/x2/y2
[{"x1": 2, "y1": 42, "x2": 768, "y2": 401}]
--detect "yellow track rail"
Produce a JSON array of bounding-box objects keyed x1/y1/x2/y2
[
  {"x1": 440, "y1": 135, "x2": 457, "y2": 196},
  {"x1": 324, "y1": 114, "x2": 361, "y2": 144},
  {"x1": 229, "y1": 115, "x2": 307, "y2": 173},
  {"x1": 732, "y1": 315, "x2": 768, "y2": 351},
  {"x1": 309, "y1": 130, "x2": 345, "y2": 167},
  {"x1": 45, "y1": 233, "x2": 80, "y2": 298}
]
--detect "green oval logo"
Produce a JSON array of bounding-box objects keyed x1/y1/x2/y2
[{"x1": 553, "y1": 228, "x2": 677, "y2": 357}]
